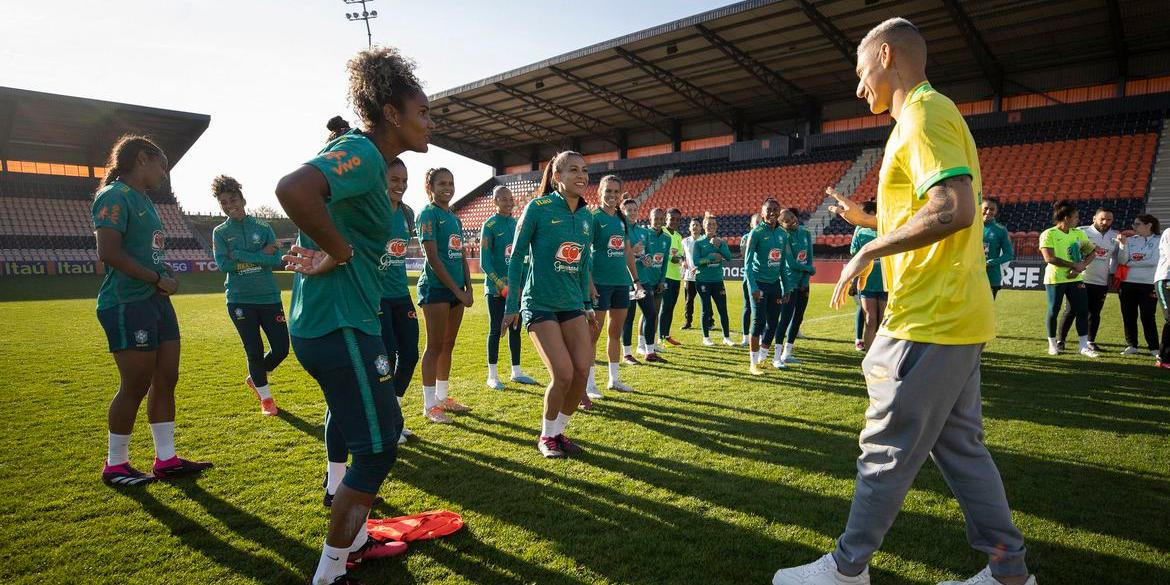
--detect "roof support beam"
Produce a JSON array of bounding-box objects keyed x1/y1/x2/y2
[
  {"x1": 794, "y1": 0, "x2": 856, "y2": 66},
  {"x1": 940, "y1": 0, "x2": 1005, "y2": 95},
  {"x1": 1105, "y1": 0, "x2": 1129, "y2": 82},
  {"x1": 694, "y1": 23, "x2": 807, "y2": 109},
  {"x1": 432, "y1": 113, "x2": 528, "y2": 153},
  {"x1": 614, "y1": 46, "x2": 736, "y2": 130},
  {"x1": 448, "y1": 96, "x2": 572, "y2": 148},
  {"x1": 493, "y1": 82, "x2": 620, "y2": 147},
  {"x1": 548, "y1": 66, "x2": 674, "y2": 139}
]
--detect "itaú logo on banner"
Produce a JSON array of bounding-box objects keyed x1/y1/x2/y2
[
  {"x1": 448, "y1": 234, "x2": 463, "y2": 259},
  {"x1": 554, "y1": 242, "x2": 583, "y2": 272},
  {"x1": 607, "y1": 235, "x2": 624, "y2": 257}
]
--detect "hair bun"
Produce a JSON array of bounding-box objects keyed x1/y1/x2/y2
[{"x1": 326, "y1": 116, "x2": 351, "y2": 133}]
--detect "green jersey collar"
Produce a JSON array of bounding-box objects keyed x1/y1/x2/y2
[{"x1": 899, "y1": 81, "x2": 932, "y2": 117}]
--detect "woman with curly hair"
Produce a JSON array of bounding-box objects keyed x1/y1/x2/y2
[
  {"x1": 211, "y1": 175, "x2": 288, "y2": 416},
  {"x1": 276, "y1": 47, "x2": 434, "y2": 585}
]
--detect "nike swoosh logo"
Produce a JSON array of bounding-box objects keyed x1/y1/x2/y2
[
  {"x1": 326, "y1": 555, "x2": 340, "y2": 561},
  {"x1": 551, "y1": 219, "x2": 563, "y2": 224},
  {"x1": 139, "y1": 210, "x2": 148, "y2": 216}
]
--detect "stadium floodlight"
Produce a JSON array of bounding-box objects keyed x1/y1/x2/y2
[{"x1": 341, "y1": 0, "x2": 377, "y2": 48}]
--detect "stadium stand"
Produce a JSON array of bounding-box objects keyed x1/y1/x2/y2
[{"x1": 0, "y1": 87, "x2": 212, "y2": 271}]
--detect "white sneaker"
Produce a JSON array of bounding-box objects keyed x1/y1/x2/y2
[
  {"x1": 723, "y1": 337, "x2": 737, "y2": 346},
  {"x1": 608, "y1": 380, "x2": 634, "y2": 393},
  {"x1": 702, "y1": 337, "x2": 715, "y2": 346},
  {"x1": 586, "y1": 385, "x2": 604, "y2": 399},
  {"x1": 740, "y1": 336, "x2": 749, "y2": 346},
  {"x1": 401, "y1": 425, "x2": 413, "y2": 437},
  {"x1": 937, "y1": 566, "x2": 1036, "y2": 585},
  {"x1": 783, "y1": 353, "x2": 799, "y2": 364},
  {"x1": 636, "y1": 345, "x2": 649, "y2": 357},
  {"x1": 772, "y1": 553, "x2": 869, "y2": 585},
  {"x1": 1079, "y1": 346, "x2": 1100, "y2": 358},
  {"x1": 772, "y1": 356, "x2": 787, "y2": 369},
  {"x1": 486, "y1": 378, "x2": 505, "y2": 390},
  {"x1": 397, "y1": 431, "x2": 408, "y2": 445},
  {"x1": 1046, "y1": 343, "x2": 1059, "y2": 356},
  {"x1": 1121, "y1": 346, "x2": 1142, "y2": 355}
]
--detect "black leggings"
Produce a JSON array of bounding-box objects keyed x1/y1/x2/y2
[
  {"x1": 1157, "y1": 280, "x2": 1170, "y2": 363},
  {"x1": 1046, "y1": 282, "x2": 1088, "y2": 338},
  {"x1": 697, "y1": 281, "x2": 730, "y2": 337},
  {"x1": 683, "y1": 280, "x2": 698, "y2": 326},
  {"x1": 379, "y1": 296, "x2": 420, "y2": 398},
  {"x1": 1058, "y1": 282, "x2": 1108, "y2": 342},
  {"x1": 658, "y1": 278, "x2": 681, "y2": 338},
  {"x1": 623, "y1": 292, "x2": 659, "y2": 346},
  {"x1": 741, "y1": 280, "x2": 752, "y2": 335},
  {"x1": 1119, "y1": 281, "x2": 1159, "y2": 350},
  {"x1": 751, "y1": 280, "x2": 784, "y2": 344},
  {"x1": 226, "y1": 302, "x2": 289, "y2": 387},
  {"x1": 486, "y1": 294, "x2": 522, "y2": 366},
  {"x1": 781, "y1": 288, "x2": 809, "y2": 344}
]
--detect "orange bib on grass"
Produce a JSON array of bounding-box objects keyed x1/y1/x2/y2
[{"x1": 367, "y1": 510, "x2": 464, "y2": 542}]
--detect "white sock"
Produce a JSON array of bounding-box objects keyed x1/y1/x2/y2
[
  {"x1": 1078, "y1": 335, "x2": 1090, "y2": 349},
  {"x1": 326, "y1": 461, "x2": 346, "y2": 495},
  {"x1": 623, "y1": 345, "x2": 632, "y2": 356},
  {"x1": 511, "y1": 364, "x2": 522, "y2": 378},
  {"x1": 541, "y1": 417, "x2": 556, "y2": 437},
  {"x1": 107, "y1": 432, "x2": 131, "y2": 466},
  {"x1": 586, "y1": 366, "x2": 596, "y2": 388},
  {"x1": 487, "y1": 363, "x2": 499, "y2": 381},
  {"x1": 422, "y1": 385, "x2": 437, "y2": 411},
  {"x1": 312, "y1": 543, "x2": 349, "y2": 585},
  {"x1": 637, "y1": 335, "x2": 645, "y2": 350},
  {"x1": 1048, "y1": 337, "x2": 1057, "y2": 346},
  {"x1": 774, "y1": 345, "x2": 783, "y2": 359},
  {"x1": 703, "y1": 336, "x2": 711, "y2": 343},
  {"x1": 554, "y1": 412, "x2": 571, "y2": 436},
  {"x1": 782, "y1": 343, "x2": 794, "y2": 357},
  {"x1": 254, "y1": 384, "x2": 272, "y2": 400},
  {"x1": 436, "y1": 380, "x2": 449, "y2": 402},
  {"x1": 149, "y1": 421, "x2": 176, "y2": 461},
  {"x1": 608, "y1": 362, "x2": 620, "y2": 383},
  {"x1": 349, "y1": 517, "x2": 370, "y2": 552},
  {"x1": 749, "y1": 351, "x2": 758, "y2": 365}
]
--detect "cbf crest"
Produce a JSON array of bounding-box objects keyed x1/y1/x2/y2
[{"x1": 375, "y1": 354, "x2": 391, "y2": 376}]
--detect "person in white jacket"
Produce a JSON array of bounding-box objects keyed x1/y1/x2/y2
[
  {"x1": 1117, "y1": 214, "x2": 1162, "y2": 356},
  {"x1": 1154, "y1": 223, "x2": 1170, "y2": 368},
  {"x1": 1057, "y1": 207, "x2": 1117, "y2": 351}
]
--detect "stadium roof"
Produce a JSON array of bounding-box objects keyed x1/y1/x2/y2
[
  {"x1": 0, "y1": 86, "x2": 210, "y2": 170},
  {"x1": 428, "y1": 0, "x2": 1170, "y2": 168}
]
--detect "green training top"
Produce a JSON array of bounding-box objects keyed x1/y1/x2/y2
[
  {"x1": 591, "y1": 208, "x2": 633, "y2": 287},
  {"x1": 417, "y1": 203, "x2": 466, "y2": 291},
  {"x1": 850, "y1": 226, "x2": 885, "y2": 293},
  {"x1": 743, "y1": 222, "x2": 790, "y2": 294},
  {"x1": 377, "y1": 203, "x2": 413, "y2": 299},
  {"x1": 691, "y1": 235, "x2": 732, "y2": 283},
  {"x1": 289, "y1": 130, "x2": 392, "y2": 338},
  {"x1": 982, "y1": 220, "x2": 1014, "y2": 288},
  {"x1": 92, "y1": 180, "x2": 169, "y2": 310},
  {"x1": 632, "y1": 226, "x2": 671, "y2": 288},
  {"x1": 784, "y1": 225, "x2": 816, "y2": 290},
  {"x1": 664, "y1": 228, "x2": 684, "y2": 281},
  {"x1": 1040, "y1": 226, "x2": 1091, "y2": 284},
  {"x1": 213, "y1": 215, "x2": 282, "y2": 305},
  {"x1": 480, "y1": 213, "x2": 526, "y2": 296},
  {"x1": 505, "y1": 192, "x2": 593, "y2": 314}
]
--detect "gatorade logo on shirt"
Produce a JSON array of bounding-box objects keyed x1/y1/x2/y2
[
  {"x1": 554, "y1": 242, "x2": 583, "y2": 273},
  {"x1": 797, "y1": 250, "x2": 808, "y2": 262},
  {"x1": 1095, "y1": 247, "x2": 1108, "y2": 257},
  {"x1": 607, "y1": 235, "x2": 624, "y2": 257},
  {"x1": 504, "y1": 244, "x2": 513, "y2": 265},
  {"x1": 448, "y1": 234, "x2": 463, "y2": 259},
  {"x1": 652, "y1": 252, "x2": 664, "y2": 268},
  {"x1": 380, "y1": 239, "x2": 408, "y2": 270},
  {"x1": 1132, "y1": 253, "x2": 1146, "y2": 261}
]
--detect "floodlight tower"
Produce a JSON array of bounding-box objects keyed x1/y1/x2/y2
[{"x1": 343, "y1": 0, "x2": 378, "y2": 48}]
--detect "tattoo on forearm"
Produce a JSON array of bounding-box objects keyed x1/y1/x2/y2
[{"x1": 873, "y1": 176, "x2": 971, "y2": 251}]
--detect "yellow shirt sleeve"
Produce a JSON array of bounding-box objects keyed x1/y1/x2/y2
[{"x1": 900, "y1": 101, "x2": 974, "y2": 198}]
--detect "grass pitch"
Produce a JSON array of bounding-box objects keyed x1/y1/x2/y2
[{"x1": 0, "y1": 273, "x2": 1166, "y2": 584}]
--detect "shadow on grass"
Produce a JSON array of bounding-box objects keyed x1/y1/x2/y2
[
  {"x1": 277, "y1": 409, "x2": 324, "y2": 442},
  {"x1": 120, "y1": 483, "x2": 313, "y2": 584}
]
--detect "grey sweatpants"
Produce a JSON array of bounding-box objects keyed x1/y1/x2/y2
[{"x1": 832, "y1": 336, "x2": 1028, "y2": 578}]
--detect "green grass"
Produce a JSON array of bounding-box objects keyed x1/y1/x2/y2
[{"x1": 1, "y1": 273, "x2": 1167, "y2": 584}]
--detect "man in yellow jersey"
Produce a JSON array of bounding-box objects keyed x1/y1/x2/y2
[{"x1": 772, "y1": 18, "x2": 1033, "y2": 585}]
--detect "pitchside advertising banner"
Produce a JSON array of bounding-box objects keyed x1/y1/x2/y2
[{"x1": 4, "y1": 256, "x2": 1047, "y2": 290}]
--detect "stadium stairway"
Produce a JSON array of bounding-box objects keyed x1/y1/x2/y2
[
  {"x1": 1145, "y1": 117, "x2": 1170, "y2": 222},
  {"x1": 634, "y1": 168, "x2": 678, "y2": 205},
  {"x1": 807, "y1": 147, "x2": 883, "y2": 237}
]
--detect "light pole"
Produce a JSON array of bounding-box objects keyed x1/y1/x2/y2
[{"x1": 343, "y1": 0, "x2": 378, "y2": 48}]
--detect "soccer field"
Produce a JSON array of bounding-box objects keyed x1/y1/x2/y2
[{"x1": 0, "y1": 273, "x2": 1166, "y2": 585}]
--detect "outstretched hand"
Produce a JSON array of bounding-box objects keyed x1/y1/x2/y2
[
  {"x1": 826, "y1": 186, "x2": 871, "y2": 228},
  {"x1": 283, "y1": 245, "x2": 340, "y2": 276}
]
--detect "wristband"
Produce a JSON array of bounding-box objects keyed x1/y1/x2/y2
[{"x1": 336, "y1": 245, "x2": 355, "y2": 266}]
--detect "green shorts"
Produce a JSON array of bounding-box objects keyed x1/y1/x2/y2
[
  {"x1": 417, "y1": 283, "x2": 459, "y2": 306},
  {"x1": 594, "y1": 284, "x2": 631, "y2": 311},
  {"x1": 522, "y1": 308, "x2": 585, "y2": 331},
  {"x1": 96, "y1": 294, "x2": 180, "y2": 352}
]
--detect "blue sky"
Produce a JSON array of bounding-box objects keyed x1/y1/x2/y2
[{"x1": 3, "y1": 0, "x2": 732, "y2": 214}]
